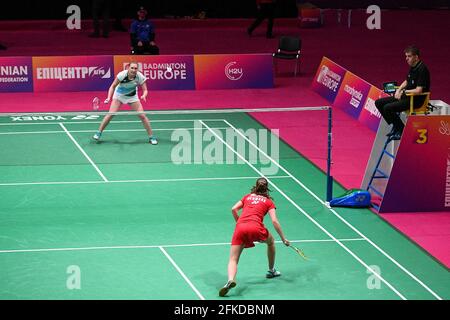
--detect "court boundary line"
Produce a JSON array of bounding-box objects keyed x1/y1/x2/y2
[
  {"x1": 221, "y1": 119, "x2": 443, "y2": 300},
  {"x1": 200, "y1": 120, "x2": 407, "y2": 300},
  {"x1": 0, "y1": 175, "x2": 291, "y2": 187},
  {"x1": 0, "y1": 238, "x2": 366, "y2": 254},
  {"x1": 59, "y1": 123, "x2": 108, "y2": 182},
  {"x1": 0, "y1": 119, "x2": 226, "y2": 126},
  {"x1": 0, "y1": 127, "x2": 230, "y2": 135},
  {"x1": 159, "y1": 246, "x2": 205, "y2": 300}
]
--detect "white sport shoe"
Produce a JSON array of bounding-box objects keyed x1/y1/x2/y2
[
  {"x1": 93, "y1": 131, "x2": 102, "y2": 141},
  {"x1": 266, "y1": 269, "x2": 281, "y2": 278},
  {"x1": 149, "y1": 136, "x2": 158, "y2": 145},
  {"x1": 219, "y1": 280, "x2": 236, "y2": 297}
]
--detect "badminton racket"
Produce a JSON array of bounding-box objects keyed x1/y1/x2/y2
[
  {"x1": 289, "y1": 244, "x2": 308, "y2": 260},
  {"x1": 92, "y1": 97, "x2": 100, "y2": 110},
  {"x1": 93, "y1": 97, "x2": 111, "y2": 111}
]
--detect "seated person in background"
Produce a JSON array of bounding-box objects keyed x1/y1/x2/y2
[
  {"x1": 130, "y1": 6, "x2": 159, "y2": 55},
  {"x1": 375, "y1": 45, "x2": 430, "y2": 140}
]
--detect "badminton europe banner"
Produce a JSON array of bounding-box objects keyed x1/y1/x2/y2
[
  {"x1": 194, "y1": 54, "x2": 273, "y2": 89},
  {"x1": 113, "y1": 55, "x2": 195, "y2": 90},
  {"x1": 1, "y1": 54, "x2": 273, "y2": 92},
  {"x1": 32, "y1": 56, "x2": 113, "y2": 92},
  {"x1": 380, "y1": 115, "x2": 450, "y2": 212},
  {"x1": 0, "y1": 57, "x2": 33, "y2": 92},
  {"x1": 311, "y1": 56, "x2": 346, "y2": 102}
]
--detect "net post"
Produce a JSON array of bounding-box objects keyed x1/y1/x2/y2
[{"x1": 326, "y1": 106, "x2": 333, "y2": 202}]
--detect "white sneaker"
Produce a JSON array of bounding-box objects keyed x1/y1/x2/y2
[
  {"x1": 219, "y1": 280, "x2": 236, "y2": 297},
  {"x1": 149, "y1": 136, "x2": 158, "y2": 145},
  {"x1": 266, "y1": 269, "x2": 281, "y2": 278},
  {"x1": 93, "y1": 131, "x2": 102, "y2": 141}
]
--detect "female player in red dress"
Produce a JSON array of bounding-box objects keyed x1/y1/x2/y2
[{"x1": 219, "y1": 177, "x2": 290, "y2": 297}]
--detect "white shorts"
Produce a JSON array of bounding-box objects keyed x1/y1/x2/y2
[{"x1": 113, "y1": 93, "x2": 140, "y2": 105}]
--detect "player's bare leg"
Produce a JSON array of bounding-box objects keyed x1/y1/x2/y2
[
  {"x1": 220, "y1": 244, "x2": 243, "y2": 297},
  {"x1": 264, "y1": 233, "x2": 281, "y2": 278},
  {"x1": 129, "y1": 101, "x2": 157, "y2": 144},
  {"x1": 93, "y1": 99, "x2": 121, "y2": 141}
]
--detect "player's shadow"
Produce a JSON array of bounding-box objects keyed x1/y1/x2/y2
[{"x1": 288, "y1": 265, "x2": 321, "y2": 283}]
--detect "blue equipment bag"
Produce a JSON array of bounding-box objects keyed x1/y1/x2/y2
[{"x1": 329, "y1": 189, "x2": 371, "y2": 208}]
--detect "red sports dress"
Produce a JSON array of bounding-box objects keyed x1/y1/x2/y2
[{"x1": 231, "y1": 194, "x2": 276, "y2": 248}]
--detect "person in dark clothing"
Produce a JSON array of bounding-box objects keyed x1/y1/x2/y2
[
  {"x1": 375, "y1": 45, "x2": 430, "y2": 140},
  {"x1": 89, "y1": 0, "x2": 111, "y2": 38},
  {"x1": 112, "y1": 0, "x2": 127, "y2": 32},
  {"x1": 247, "y1": 0, "x2": 276, "y2": 38},
  {"x1": 130, "y1": 6, "x2": 159, "y2": 55}
]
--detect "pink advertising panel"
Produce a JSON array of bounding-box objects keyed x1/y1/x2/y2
[
  {"x1": 380, "y1": 115, "x2": 450, "y2": 212},
  {"x1": 333, "y1": 71, "x2": 372, "y2": 119},
  {"x1": 358, "y1": 86, "x2": 388, "y2": 132},
  {"x1": 194, "y1": 54, "x2": 273, "y2": 89},
  {"x1": 0, "y1": 57, "x2": 33, "y2": 92},
  {"x1": 311, "y1": 56, "x2": 347, "y2": 103},
  {"x1": 32, "y1": 56, "x2": 113, "y2": 92},
  {"x1": 113, "y1": 55, "x2": 195, "y2": 90}
]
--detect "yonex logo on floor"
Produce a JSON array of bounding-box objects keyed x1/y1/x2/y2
[
  {"x1": 10, "y1": 115, "x2": 100, "y2": 121},
  {"x1": 11, "y1": 115, "x2": 68, "y2": 121}
]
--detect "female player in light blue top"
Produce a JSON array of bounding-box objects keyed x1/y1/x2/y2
[{"x1": 93, "y1": 61, "x2": 158, "y2": 144}]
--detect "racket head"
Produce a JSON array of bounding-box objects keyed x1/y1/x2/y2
[
  {"x1": 92, "y1": 97, "x2": 100, "y2": 110},
  {"x1": 290, "y1": 244, "x2": 308, "y2": 260}
]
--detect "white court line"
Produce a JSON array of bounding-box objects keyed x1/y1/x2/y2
[
  {"x1": 59, "y1": 123, "x2": 108, "y2": 182},
  {"x1": 0, "y1": 127, "x2": 230, "y2": 135},
  {"x1": 0, "y1": 175, "x2": 291, "y2": 187},
  {"x1": 200, "y1": 120, "x2": 407, "y2": 300},
  {"x1": 0, "y1": 119, "x2": 226, "y2": 126},
  {"x1": 159, "y1": 247, "x2": 205, "y2": 300},
  {"x1": 0, "y1": 238, "x2": 366, "y2": 254},
  {"x1": 222, "y1": 119, "x2": 443, "y2": 300}
]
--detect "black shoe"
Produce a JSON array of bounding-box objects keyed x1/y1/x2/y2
[
  {"x1": 389, "y1": 126, "x2": 404, "y2": 141},
  {"x1": 266, "y1": 34, "x2": 274, "y2": 39},
  {"x1": 89, "y1": 32, "x2": 100, "y2": 38},
  {"x1": 102, "y1": 34, "x2": 109, "y2": 38},
  {"x1": 0, "y1": 43, "x2": 6, "y2": 50},
  {"x1": 386, "y1": 126, "x2": 396, "y2": 137},
  {"x1": 390, "y1": 131, "x2": 402, "y2": 141}
]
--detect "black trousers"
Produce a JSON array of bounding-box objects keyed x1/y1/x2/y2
[
  {"x1": 248, "y1": 3, "x2": 275, "y2": 36},
  {"x1": 92, "y1": 0, "x2": 111, "y2": 36},
  {"x1": 375, "y1": 95, "x2": 425, "y2": 127},
  {"x1": 132, "y1": 43, "x2": 160, "y2": 55}
]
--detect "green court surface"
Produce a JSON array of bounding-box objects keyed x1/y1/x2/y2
[{"x1": 0, "y1": 111, "x2": 448, "y2": 300}]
